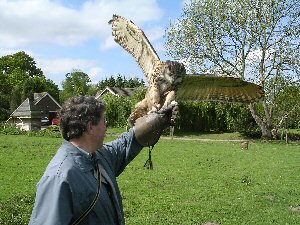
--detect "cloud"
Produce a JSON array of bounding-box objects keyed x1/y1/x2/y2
[
  {"x1": 0, "y1": 0, "x2": 171, "y2": 88},
  {"x1": 88, "y1": 67, "x2": 104, "y2": 83},
  {"x1": 101, "y1": 37, "x2": 117, "y2": 50},
  {"x1": 36, "y1": 57, "x2": 99, "y2": 75},
  {"x1": 0, "y1": 48, "x2": 35, "y2": 57},
  {"x1": 35, "y1": 57, "x2": 105, "y2": 87},
  {"x1": 0, "y1": 0, "x2": 163, "y2": 49}
]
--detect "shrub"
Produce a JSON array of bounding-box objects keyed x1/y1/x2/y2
[
  {"x1": 0, "y1": 123, "x2": 25, "y2": 135},
  {"x1": 0, "y1": 123, "x2": 61, "y2": 138},
  {"x1": 26, "y1": 127, "x2": 61, "y2": 138},
  {"x1": 226, "y1": 104, "x2": 261, "y2": 138}
]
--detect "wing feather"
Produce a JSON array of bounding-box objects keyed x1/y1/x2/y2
[
  {"x1": 176, "y1": 75, "x2": 264, "y2": 103},
  {"x1": 109, "y1": 15, "x2": 160, "y2": 80}
]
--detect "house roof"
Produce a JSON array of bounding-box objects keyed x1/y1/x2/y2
[
  {"x1": 34, "y1": 92, "x2": 61, "y2": 109},
  {"x1": 10, "y1": 98, "x2": 41, "y2": 118},
  {"x1": 10, "y1": 92, "x2": 61, "y2": 118},
  {"x1": 95, "y1": 87, "x2": 136, "y2": 99}
]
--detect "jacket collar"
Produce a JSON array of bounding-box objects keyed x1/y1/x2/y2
[{"x1": 62, "y1": 140, "x2": 98, "y2": 172}]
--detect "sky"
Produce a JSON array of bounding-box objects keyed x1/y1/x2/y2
[{"x1": 0, "y1": 0, "x2": 189, "y2": 89}]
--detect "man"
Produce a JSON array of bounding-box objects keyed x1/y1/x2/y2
[{"x1": 29, "y1": 95, "x2": 177, "y2": 225}]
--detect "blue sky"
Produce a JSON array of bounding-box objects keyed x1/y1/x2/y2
[{"x1": 0, "y1": 0, "x2": 188, "y2": 88}]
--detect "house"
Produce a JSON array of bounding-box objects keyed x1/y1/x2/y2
[
  {"x1": 95, "y1": 87, "x2": 136, "y2": 99},
  {"x1": 7, "y1": 92, "x2": 61, "y2": 131},
  {"x1": 32, "y1": 92, "x2": 61, "y2": 120}
]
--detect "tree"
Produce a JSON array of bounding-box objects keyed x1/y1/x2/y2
[
  {"x1": 22, "y1": 76, "x2": 45, "y2": 101},
  {"x1": 0, "y1": 93, "x2": 10, "y2": 121},
  {"x1": 0, "y1": 51, "x2": 61, "y2": 118},
  {"x1": 271, "y1": 79, "x2": 300, "y2": 129},
  {"x1": 102, "y1": 94, "x2": 132, "y2": 127},
  {"x1": 44, "y1": 79, "x2": 60, "y2": 104},
  {"x1": 60, "y1": 70, "x2": 91, "y2": 102},
  {"x1": 96, "y1": 75, "x2": 145, "y2": 90},
  {"x1": 107, "y1": 76, "x2": 116, "y2": 87},
  {"x1": 115, "y1": 74, "x2": 124, "y2": 87},
  {"x1": 0, "y1": 51, "x2": 43, "y2": 90},
  {"x1": 166, "y1": 0, "x2": 300, "y2": 138},
  {"x1": 10, "y1": 86, "x2": 22, "y2": 112}
]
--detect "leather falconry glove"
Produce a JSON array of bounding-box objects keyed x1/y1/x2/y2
[{"x1": 134, "y1": 102, "x2": 178, "y2": 147}]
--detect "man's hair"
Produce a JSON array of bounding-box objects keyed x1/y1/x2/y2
[{"x1": 58, "y1": 96, "x2": 106, "y2": 141}]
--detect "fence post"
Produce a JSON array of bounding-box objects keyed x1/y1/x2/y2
[{"x1": 170, "y1": 126, "x2": 174, "y2": 139}]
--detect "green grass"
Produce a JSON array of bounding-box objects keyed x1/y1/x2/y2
[
  {"x1": 0, "y1": 135, "x2": 62, "y2": 224},
  {"x1": 0, "y1": 134, "x2": 299, "y2": 224}
]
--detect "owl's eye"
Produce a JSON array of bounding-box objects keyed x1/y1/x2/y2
[{"x1": 157, "y1": 77, "x2": 165, "y2": 81}]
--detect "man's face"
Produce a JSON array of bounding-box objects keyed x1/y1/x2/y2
[{"x1": 92, "y1": 114, "x2": 107, "y2": 149}]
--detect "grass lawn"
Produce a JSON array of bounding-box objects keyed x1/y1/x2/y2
[{"x1": 0, "y1": 133, "x2": 299, "y2": 224}]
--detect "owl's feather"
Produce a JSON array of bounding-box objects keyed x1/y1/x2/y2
[
  {"x1": 177, "y1": 76, "x2": 264, "y2": 103},
  {"x1": 109, "y1": 15, "x2": 160, "y2": 81}
]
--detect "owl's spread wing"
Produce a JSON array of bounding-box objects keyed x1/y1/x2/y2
[
  {"x1": 176, "y1": 75, "x2": 264, "y2": 103},
  {"x1": 109, "y1": 15, "x2": 160, "y2": 81}
]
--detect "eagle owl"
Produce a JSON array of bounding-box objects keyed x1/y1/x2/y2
[{"x1": 109, "y1": 15, "x2": 264, "y2": 126}]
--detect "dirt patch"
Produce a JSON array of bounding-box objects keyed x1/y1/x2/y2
[
  {"x1": 290, "y1": 206, "x2": 300, "y2": 212},
  {"x1": 264, "y1": 194, "x2": 275, "y2": 201}
]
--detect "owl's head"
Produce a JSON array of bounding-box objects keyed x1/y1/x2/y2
[{"x1": 154, "y1": 60, "x2": 186, "y2": 93}]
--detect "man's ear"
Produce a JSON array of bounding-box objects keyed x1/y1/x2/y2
[{"x1": 86, "y1": 121, "x2": 93, "y2": 134}]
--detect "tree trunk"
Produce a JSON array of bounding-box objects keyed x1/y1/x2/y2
[{"x1": 248, "y1": 103, "x2": 272, "y2": 139}]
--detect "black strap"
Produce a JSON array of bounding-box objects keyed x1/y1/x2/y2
[
  {"x1": 72, "y1": 163, "x2": 102, "y2": 225},
  {"x1": 144, "y1": 145, "x2": 154, "y2": 169}
]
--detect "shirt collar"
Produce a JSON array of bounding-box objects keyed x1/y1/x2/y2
[
  {"x1": 63, "y1": 140, "x2": 97, "y2": 172},
  {"x1": 76, "y1": 146, "x2": 94, "y2": 160}
]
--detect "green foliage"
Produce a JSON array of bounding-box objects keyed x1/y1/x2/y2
[
  {"x1": 0, "y1": 94, "x2": 10, "y2": 121},
  {"x1": 177, "y1": 101, "x2": 217, "y2": 132},
  {"x1": 98, "y1": 87, "x2": 146, "y2": 128},
  {"x1": 60, "y1": 69, "x2": 91, "y2": 102},
  {"x1": 167, "y1": 0, "x2": 299, "y2": 79},
  {"x1": 0, "y1": 123, "x2": 26, "y2": 135},
  {"x1": 46, "y1": 125, "x2": 61, "y2": 132},
  {"x1": 0, "y1": 52, "x2": 44, "y2": 92},
  {"x1": 102, "y1": 94, "x2": 133, "y2": 127},
  {"x1": 226, "y1": 104, "x2": 261, "y2": 138},
  {"x1": 0, "y1": 135, "x2": 299, "y2": 224},
  {"x1": 0, "y1": 51, "x2": 43, "y2": 77},
  {"x1": 175, "y1": 101, "x2": 260, "y2": 137},
  {"x1": 0, "y1": 123, "x2": 61, "y2": 137},
  {"x1": 44, "y1": 79, "x2": 60, "y2": 103},
  {"x1": 272, "y1": 80, "x2": 300, "y2": 129},
  {"x1": 96, "y1": 75, "x2": 145, "y2": 90},
  {"x1": 0, "y1": 51, "x2": 60, "y2": 119},
  {"x1": 9, "y1": 86, "x2": 22, "y2": 112},
  {"x1": 86, "y1": 84, "x2": 99, "y2": 96},
  {"x1": 26, "y1": 127, "x2": 61, "y2": 138},
  {"x1": 166, "y1": 0, "x2": 300, "y2": 138}
]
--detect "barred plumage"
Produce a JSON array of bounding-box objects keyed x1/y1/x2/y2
[{"x1": 109, "y1": 15, "x2": 264, "y2": 126}]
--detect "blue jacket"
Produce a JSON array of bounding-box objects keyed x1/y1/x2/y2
[{"x1": 29, "y1": 128, "x2": 143, "y2": 225}]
